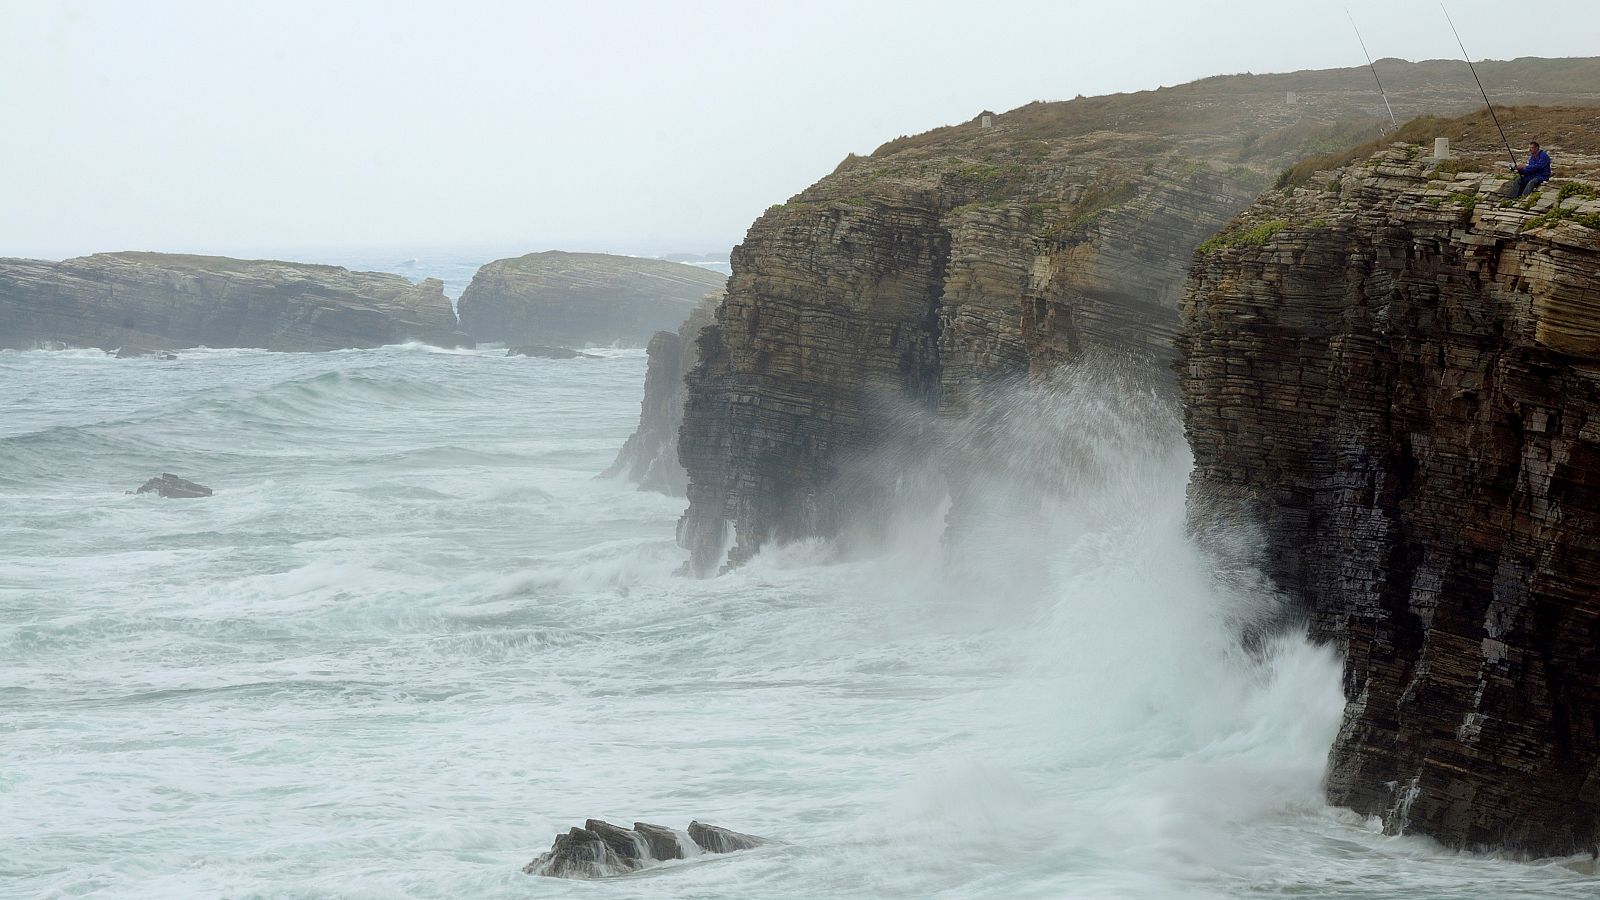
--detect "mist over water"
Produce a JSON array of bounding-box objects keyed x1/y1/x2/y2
[{"x1": 4, "y1": 327, "x2": 1597, "y2": 896}]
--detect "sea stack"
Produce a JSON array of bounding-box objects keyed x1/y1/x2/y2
[
  {"x1": 606, "y1": 288, "x2": 723, "y2": 494},
  {"x1": 456, "y1": 250, "x2": 727, "y2": 348}
]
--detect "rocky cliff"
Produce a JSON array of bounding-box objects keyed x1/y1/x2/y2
[
  {"x1": 606, "y1": 289, "x2": 723, "y2": 493},
  {"x1": 1179, "y1": 108, "x2": 1600, "y2": 853},
  {"x1": 0, "y1": 252, "x2": 463, "y2": 352},
  {"x1": 455, "y1": 251, "x2": 727, "y2": 348},
  {"x1": 676, "y1": 58, "x2": 1600, "y2": 574}
]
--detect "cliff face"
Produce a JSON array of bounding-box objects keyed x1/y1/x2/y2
[
  {"x1": 677, "y1": 59, "x2": 1600, "y2": 573},
  {"x1": 456, "y1": 251, "x2": 728, "y2": 348},
  {"x1": 1179, "y1": 121, "x2": 1600, "y2": 853},
  {"x1": 0, "y1": 252, "x2": 463, "y2": 352},
  {"x1": 606, "y1": 289, "x2": 723, "y2": 494}
]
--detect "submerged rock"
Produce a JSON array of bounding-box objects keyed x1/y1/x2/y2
[
  {"x1": 114, "y1": 346, "x2": 176, "y2": 360},
  {"x1": 523, "y1": 819, "x2": 766, "y2": 878},
  {"x1": 505, "y1": 344, "x2": 593, "y2": 359},
  {"x1": 134, "y1": 473, "x2": 212, "y2": 498}
]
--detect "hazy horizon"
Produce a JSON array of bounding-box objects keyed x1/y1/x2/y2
[{"x1": 5, "y1": 0, "x2": 1598, "y2": 261}]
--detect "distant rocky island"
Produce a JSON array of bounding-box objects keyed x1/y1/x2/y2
[
  {"x1": 0, "y1": 249, "x2": 725, "y2": 354},
  {"x1": 643, "y1": 57, "x2": 1600, "y2": 855},
  {"x1": 456, "y1": 250, "x2": 727, "y2": 348},
  {"x1": 0, "y1": 252, "x2": 465, "y2": 352}
]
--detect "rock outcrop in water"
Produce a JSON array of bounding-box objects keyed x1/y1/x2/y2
[
  {"x1": 506, "y1": 345, "x2": 595, "y2": 359},
  {"x1": 674, "y1": 59, "x2": 1600, "y2": 573},
  {"x1": 1179, "y1": 109, "x2": 1600, "y2": 854},
  {"x1": 606, "y1": 289, "x2": 723, "y2": 493},
  {"x1": 456, "y1": 251, "x2": 727, "y2": 348},
  {"x1": 523, "y1": 819, "x2": 766, "y2": 878},
  {"x1": 0, "y1": 252, "x2": 465, "y2": 352},
  {"x1": 134, "y1": 474, "x2": 213, "y2": 498}
]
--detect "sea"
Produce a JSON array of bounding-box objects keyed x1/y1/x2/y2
[{"x1": 3, "y1": 255, "x2": 1597, "y2": 898}]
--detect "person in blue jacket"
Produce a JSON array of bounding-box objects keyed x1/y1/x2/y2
[{"x1": 1513, "y1": 141, "x2": 1551, "y2": 197}]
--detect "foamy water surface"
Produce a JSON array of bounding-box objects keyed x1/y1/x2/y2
[{"x1": 3, "y1": 340, "x2": 1597, "y2": 898}]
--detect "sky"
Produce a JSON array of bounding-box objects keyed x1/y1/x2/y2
[{"x1": 2, "y1": 0, "x2": 1597, "y2": 261}]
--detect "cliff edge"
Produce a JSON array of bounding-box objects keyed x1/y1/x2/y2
[
  {"x1": 677, "y1": 58, "x2": 1600, "y2": 574},
  {"x1": 1179, "y1": 107, "x2": 1600, "y2": 853}
]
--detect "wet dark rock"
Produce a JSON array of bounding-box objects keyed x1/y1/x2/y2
[
  {"x1": 505, "y1": 345, "x2": 593, "y2": 359},
  {"x1": 134, "y1": 473, "x2": 213, "y2": 498},
  {"x1": 523, "y1": 819, "x2": 766, "y2": 879},
  {"x1": 583, "y1": 818, "x2": 647, "y2": 861},
  {"x1": 687, "y1": 820, "x2": 765, "y2": 853},
  {"x1": 631, "y1": 822, "x2": 687, "y2": 861},
  {"x1": 523, "y1": 826, "x2": 640, "y2": 879}
]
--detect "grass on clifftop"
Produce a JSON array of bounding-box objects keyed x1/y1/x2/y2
[
  {"x1": 1197, "y1": 219, "x2": 1288, "y2": 254},
  {"x1": 1275, "y1": 106, "x2": 1600, "y2": 189}
]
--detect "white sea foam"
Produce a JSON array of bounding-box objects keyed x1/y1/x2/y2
[{"x1": 2, "y1": 334, "x2": 1596, "y2": 898}]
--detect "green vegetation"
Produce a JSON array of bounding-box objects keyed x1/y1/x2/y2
[
  {"x1": 1224, "y1": 165, "x2": 1260, "y2": 186},
  {"x1": 1042, "y1": 180, "x2": 1139, "y2": 241},
  {"x1": 1523, "y1": 203, "x2": 1600, "y2": 232},
  {"x1": 951, "y1": 163, "x2": 1027, "y2": 196},
  {"x1": 1274, "y1": 116, "x2": 1454, "y2": 189},
  {"x1": 1556, "y1": 181, "x2": 1600, "y2": 202},
  {"x1": 1197, "y1": 219, "x2": 1288, "y2": 253}
]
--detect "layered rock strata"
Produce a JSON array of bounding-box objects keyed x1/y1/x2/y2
[
  {"x1": 676, "y1": 60, "x2": 1600, "y2": 573},
  {"x1": 606, "y1": 289, "x2": 722, "y2": 493},
  {"x1": 0, "y1": 252, "x2": 463, "y2": 352},
  {"x1": 1179, "y1": 135, "x2": 1600, "y2": 853},
  {"x1": 456, "y1": 251, "x2": 727, "y2": 348}
]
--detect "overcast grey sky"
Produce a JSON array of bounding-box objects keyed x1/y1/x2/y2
[{"x1": 2, "y1": 0, "x2": 1595, "y2": 260}]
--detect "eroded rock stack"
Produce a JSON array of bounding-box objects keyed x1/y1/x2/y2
[
  {"x1": 456, "y1": 251, "x2": 727, "y2": 348},
  {"x1": 1179, "y1": 134, "x2": 1600, "y2": 853},
  {"x1": 676, "y1": 60, "x2": 1600, "y2": 573},
  {"x1": 0, "y1": 252, "x2": 464, "y2": 352},
  {"x1": 606, "y1": 289, "x2": 723, "y2": 494}
]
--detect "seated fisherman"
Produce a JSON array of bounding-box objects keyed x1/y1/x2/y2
[{"x1": 1513, "y1": 141, "x2": 1552, "y2": 197}]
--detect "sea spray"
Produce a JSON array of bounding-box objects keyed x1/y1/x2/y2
[{"x1": 4, "y1": 343, "x2": 1596, "y2": 897}]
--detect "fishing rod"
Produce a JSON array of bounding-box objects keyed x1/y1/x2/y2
[
  {"x1": 1346, "y1": 9, "x2": 1398, "y2": 132},
  {"x1": 1441, "y1": 3, "x2": 1518, "y2": 168}
]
